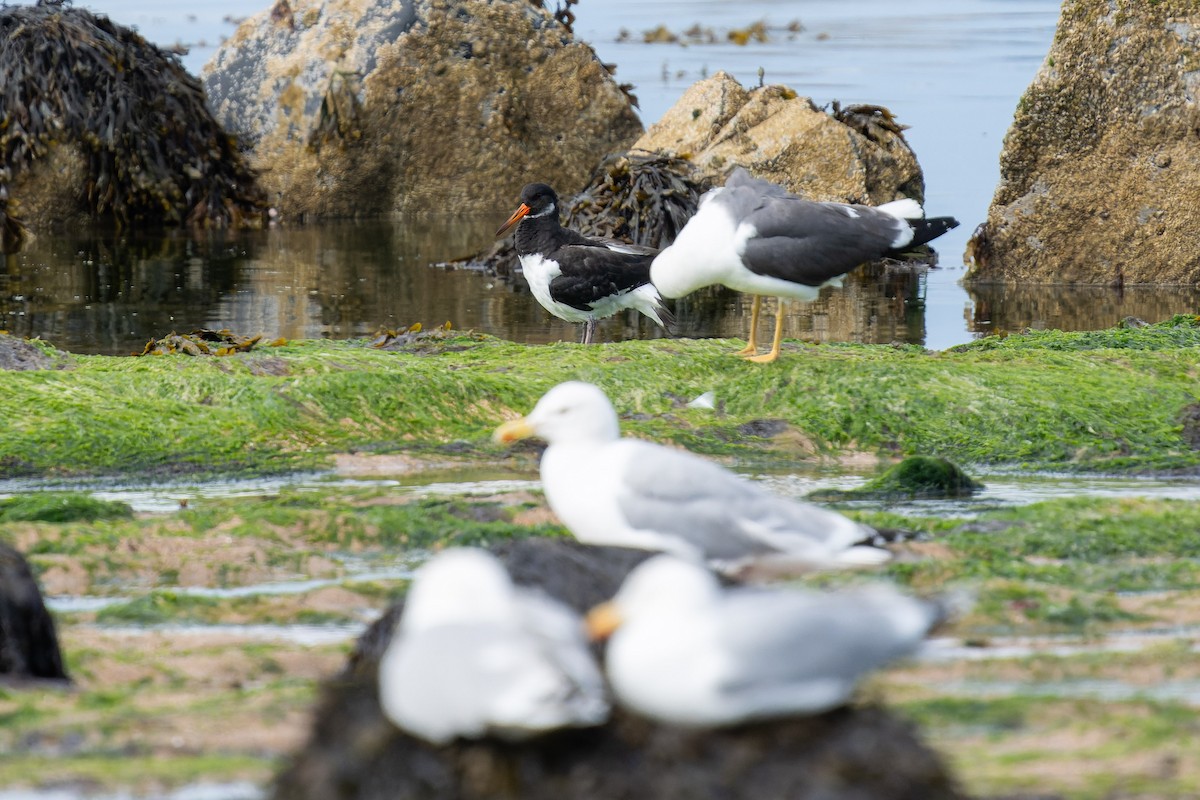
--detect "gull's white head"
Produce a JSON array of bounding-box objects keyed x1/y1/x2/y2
[
  {"x1": 616, "y1": 555, "x2": 722, "y2": 617},
  {"x1": 587, "y1": 555, "x2": 720, "y2": 641},
  {"x1": 494, "y1": 381, "x2": 620, "y2": 446},
  {"x1": 400, "y1": 548, "x2": 517, "y2": 633}
]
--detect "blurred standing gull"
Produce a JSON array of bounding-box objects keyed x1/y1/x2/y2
[
  {"x1": 493, "y1": 381, "x2": 887, "y2": 572},
  {"x1": 377, "y1": 548, "x2": 608, "y2": 745},
  {"x1": 496, "y1": 183, "x2": 673, "y2": 344},
  {"x1": 586, "y1": 555, "x2": 942, "y2": 726},
  {"x1": 650, "y1": 167, "x2": 959, "y2": 362}
]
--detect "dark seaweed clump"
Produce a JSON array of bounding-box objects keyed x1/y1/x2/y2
[
  {"x1": 0, "y1": 0, "x2": 267, "y2": 245},
  {"x1": 568, "y1": 152, "x2": 711, "y2": 249},
  {"x1": 529, "y1": 0, "x2": 580, "y2": 33},
  {"x1": 809, "y1": 456, "x2": 984, "y2": 502}
]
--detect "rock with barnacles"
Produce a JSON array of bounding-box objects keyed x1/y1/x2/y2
[
  {"x1": 966, "y1": 0, "x2": 1200, "y2": 285},
  {"x1": 271, "y1": 538, "x2": 964, "y2": 800},
  {"x1": 203, "y1": 0, "x2": 643, "y2": 219},
  {"x1": 632, "y1": 71, "x2": 925, "y2": 205},
  {"x1": 0, "y1": 2, "x2": 267, "y2": 250},
  {"x1": 0, "y1": 541, "x2": 69, "y2": 682}
]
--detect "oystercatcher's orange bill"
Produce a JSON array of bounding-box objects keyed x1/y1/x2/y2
[{"x1": 495, "y1": 203, "x2": 531, "y2": 237}]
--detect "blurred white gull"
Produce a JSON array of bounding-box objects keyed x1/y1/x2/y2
[
  {"x1": 587, "y1": 555, "x2": 942, "y2": 726},
  {"x1": 494, "y1": 381, "x2": 887, "y2": 573},
  {"x1": 377, "y1": 547, "x2": 609, "y2": 745}
]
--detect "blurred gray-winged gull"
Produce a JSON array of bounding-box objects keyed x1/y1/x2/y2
[
  {"x1": 493, "y1": 381, "x2": 888, "y2": 573},
  {"x1": 586, "y1": 555, "x2": 942, "y2": 726},
  {"x1": 650, "y1": 167, "x2": 959, "y2": 362},
  {"x1": 377, "y1": 547, "x2": 609, "y2": 745}
]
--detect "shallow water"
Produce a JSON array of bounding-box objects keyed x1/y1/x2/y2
[
  {"x1": 926, "y1": 677, "x2": 1200, "y2": 707},
  {"x1": 5, "y1": 0, "x2": 1196, "y2": 356},
  {"x1": 9, "y1": 464, "x2": 1200, "y2": 517},
  {"x1": 758, "y1": 470, "x2": 1200, "y2": 517},
  {"x1": 46, "y1": 565, "x2": 416, "y2": 613}
]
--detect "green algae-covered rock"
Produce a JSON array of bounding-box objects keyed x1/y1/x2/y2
[
  {"x1": 3, "y1": 318, "x2": 1200, "y2": 480},
  {"x1": 813, "y1": 456, "x2": 984, "y2": 502}
]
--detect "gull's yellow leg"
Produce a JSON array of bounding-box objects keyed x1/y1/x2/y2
[
  {"x1": 747, "y1": 297, "x2": 785, "y2": 364},
  {"x1": 735, "y1": 295, "x2": 761, "y2": 357}
]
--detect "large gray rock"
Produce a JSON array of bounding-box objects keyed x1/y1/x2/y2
[
  {"x1": 272, "y1": 539, "x2": 964, "y2": 800},
  {"x1": 632, "y1": 72, "x2": 926, "y2": 205},
  {"x1": 966, "y1": 1, "x2": 1200, "y2": 285},
  {"x1": 203, "y1": 0, "x2": 643, "y2": 218}
]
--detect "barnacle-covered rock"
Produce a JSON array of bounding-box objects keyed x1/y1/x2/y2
[
  {"x1": 633, "y1": 71, "x2": 926, "y2": 205},
  {"x1": 203, "y1": 0, "x2": 643, "y2": 218},
  {"x1": 966, "y1": 0, "x2": 1200, "y2": 285},
  {"x1": 0, "y1": 1, "x2": 267, "y2": 249}
]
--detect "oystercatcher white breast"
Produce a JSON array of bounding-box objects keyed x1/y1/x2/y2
[
  {"x1": 496, "y1": 183, "x2": 673, "y2": 344},
  {"x1": 650, "y1": 167, "x2": 959, "y2": 362}
]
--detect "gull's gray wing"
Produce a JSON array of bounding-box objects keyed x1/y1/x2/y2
[
  {"x1": 715, "y1": 168, "x2": 910, "y2": 285},
  {"x1": 738, "y1": 198, "x2": 908, "y2": 285},
  {"x1": 614, "y1": 441, "x2": 866, "y2": 561},
  {"x1": 713, "y1": 587, "x2": 935, "y2": 695}
]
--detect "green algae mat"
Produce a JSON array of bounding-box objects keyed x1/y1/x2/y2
[
  {"x1": 4, "y1": 487, "x2": 1200, "y2": 798},
  {"x1": 2, "y1": 315, "x2": 1199, "y2": 479}
]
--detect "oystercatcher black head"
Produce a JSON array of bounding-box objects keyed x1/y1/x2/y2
[
  {"x1": 495, "y1": 183, "x2": 558, "y2": 238},
  {"x1": 651, "y1": 167, "x2": 958, "y2": 362},
  {"x1": 497, "y1": 183, "x2": 673, "y2": 344}
]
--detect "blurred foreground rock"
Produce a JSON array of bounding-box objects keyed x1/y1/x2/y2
[
  {"x1": 272, "y1": 539, "x2": 963, "y2": 800},
  {"x1": 0, "y1": 541, "x2": 69, "y2": 682},
  {"x1": 632, "y1": 71, "x2": 926, "y2": 205},
  {"x1": 203, "y1": 0, "x2": 642, "y2": 218},
  {"x1": 967, "y1": 0, "x2": 1200, "y2": 284}
]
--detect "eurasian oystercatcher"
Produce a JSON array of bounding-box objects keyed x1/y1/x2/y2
[
  {"x1": 650, "y1": 168, "x2": 959, "y2": 362},
  {"x1": 496, "y1": 183, "x2": 673, "y2": 344}
]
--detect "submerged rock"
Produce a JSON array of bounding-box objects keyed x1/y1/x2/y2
[
  {"x1": 966, "y1": 1, "x2": 1200, "y2": 285},
  {"x1": 0, "y1": 2, "x2": 267, "y2": 247},
  {"x1": 203, "y1": 0, "x2": 643, "y2": 219},
  {"x1": 0, "y1": 542, "x2": 69, "y2": 682},
  {"x1": 632, "y1": 71, "x2": 926, "y2": 205},
  {"x1": 275, "y1": 539, "x2": 963, "y2": 800}
]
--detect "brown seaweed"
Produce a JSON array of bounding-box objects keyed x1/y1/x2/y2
[
  {"x1": 0, "y1": 0, "x2": 267, "y2": 246},
  {"x1": 137, "y1": 329, "x2": 268, "y2": 357}
]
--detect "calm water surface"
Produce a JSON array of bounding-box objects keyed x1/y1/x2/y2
[{"x1": 4, "y1": 0, "x2": 1198, "y2": 356}]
